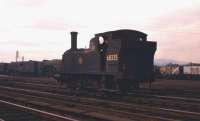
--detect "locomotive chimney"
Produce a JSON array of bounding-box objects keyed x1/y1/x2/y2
[{"x1": 70, "y1": 31, "x2": 78, "y2": 50}]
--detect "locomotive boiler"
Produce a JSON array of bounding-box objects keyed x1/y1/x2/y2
[{"x1": 59, "y1": 29, "x2": 157, "y2": 92}]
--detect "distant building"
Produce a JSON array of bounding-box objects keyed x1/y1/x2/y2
[
  {"x1": 157, "y1": 62, "x2": 200, "y2": 80},
  {"x1": 159, "y1": 63, "x2": 181, "y2": 75},
  {"x1": 183, "y1": 63, "x2": 200, "y2": 75}
]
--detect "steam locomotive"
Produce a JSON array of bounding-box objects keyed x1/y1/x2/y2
[{"x1": 58, "y1": 29, "x2": 157, "y2": 92}]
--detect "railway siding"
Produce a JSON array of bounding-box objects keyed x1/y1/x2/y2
[
  {"x1": 0, "y1": 86, "x2": 178, "y2": 121},
  {"x1": 0, "y1": 100, "x2": 78, "y2": 121},
  {"x1": 1, "y1": 76, "x2": 200, "y2": 121},
  {"x1": 0, "y1": 86, "x2": 197, "y2": 121}
]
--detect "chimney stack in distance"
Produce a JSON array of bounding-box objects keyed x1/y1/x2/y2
[{"x1": 70, "y1": 31, "x2": 78, "y2": 50}]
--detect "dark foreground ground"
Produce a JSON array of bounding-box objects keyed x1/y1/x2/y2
[{"x1": 141, "y1": 79, "x2": 200, "y2": 91}]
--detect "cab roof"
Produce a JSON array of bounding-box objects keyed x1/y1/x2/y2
[{"x1": 95, "y1": 29, "x2": 147, "y2": 37}]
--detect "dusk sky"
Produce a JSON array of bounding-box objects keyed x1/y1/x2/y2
[{"x1": 0, "y1": 0, "x2": 200, "y2": 63}]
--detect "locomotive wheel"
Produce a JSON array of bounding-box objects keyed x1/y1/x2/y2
[{"x1": 118, "y1": 80, "x2": 132, "y2": 93}]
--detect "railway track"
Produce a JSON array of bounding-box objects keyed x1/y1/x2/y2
[
  {"x1": 1, "y1": 78, "x2": 200, "y2": 112},
  {"x1": 2, "y1": 75, "x2": 200, "y2": 97},
  {"x1": 131, "y1": 88, "x2": 200, "y2": 98},
  {"x1": 0, "y1": 99, "x2": 78, "y2": 121},
  {"x1": 2, "y1": 75, "x2": 200, "y2": 98},
  {"x1": 1, "y1": 85, "x2": 200, "y2": 121},
  {"x1": 2, "y1": 77, "x2": 200, "y2": 99},
  {"x1": 0, "y1": 75, "x2": 200, "y2": 98},
  {"x1": 0, "y1": 79, "x2": 67, "y2": 94},
  {"x1": 124, "y1": 92, "x2": 200, "y2": 112},
  {"x1": 1, "y1": 75, "x2": 200, "y2": 120},
  {"x1": 0, "y1": 75, "x2": 58, "y2": 85},
  {"x1": 0, "y1": 86, "x2": 178, "y2": 121}
]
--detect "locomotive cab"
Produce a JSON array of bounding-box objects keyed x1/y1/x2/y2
[{"x1": 95, "y1": 30, "x2": 157, "y2": 90}]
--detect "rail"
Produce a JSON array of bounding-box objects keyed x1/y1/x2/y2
[{"x1": 0, "y1": 99, "x2": 79, "y2": 121}]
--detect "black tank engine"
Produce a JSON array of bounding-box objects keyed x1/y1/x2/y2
[{"x1": 60, "y1": 29, "x2": 157, "y2": 92}]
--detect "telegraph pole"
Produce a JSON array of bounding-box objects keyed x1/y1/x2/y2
[
  {"x1": 16, "y1": 50, "x2": 19, "y2": 62},
  {"x1": 22, "y1": 56, "x2": 24, "y2": 62}
]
